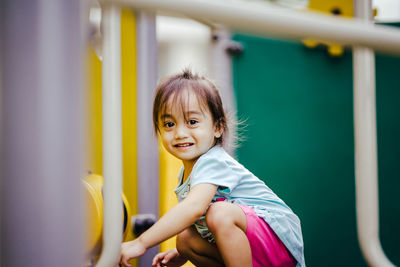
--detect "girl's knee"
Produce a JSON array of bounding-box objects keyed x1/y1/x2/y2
[{"x1": 205, "y1": 202, "x2": 247, "y2": 233}]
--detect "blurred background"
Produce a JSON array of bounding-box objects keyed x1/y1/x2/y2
[{"x1": 1, "y1": 0, "x2": 399, "y2": 266}]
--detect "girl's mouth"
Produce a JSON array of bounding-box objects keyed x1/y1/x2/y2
[{"x1": 174, "y1": 143, "x2": 194, "y2": 148}]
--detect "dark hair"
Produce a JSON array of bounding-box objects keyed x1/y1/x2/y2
[{"x1": 153, "y1": 68, "x2": 228, "y2": 146}]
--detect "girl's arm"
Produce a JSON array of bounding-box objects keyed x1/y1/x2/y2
[
  {"x1": 140, "y1": 183, "x2": 217, "y2": 245},
  {"x1": 120, "y1": 183, "x2": 218, "y2": 266}
]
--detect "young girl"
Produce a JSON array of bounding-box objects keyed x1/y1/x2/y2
[{"x1": 119, "y1": 69, "x2": 305, "y2": 267}]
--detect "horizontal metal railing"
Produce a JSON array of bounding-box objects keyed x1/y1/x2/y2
[{"x1": 104, "y1": 0, "x2": 400, "y2": 55}]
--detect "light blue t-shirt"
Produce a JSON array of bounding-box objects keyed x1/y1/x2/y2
[{"x1": 174, "y1": 145, "x2": 305, "y2": 267}]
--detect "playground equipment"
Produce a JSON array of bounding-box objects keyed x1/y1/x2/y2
[
  {"x1": 1, "y1": 0, "x2": 399, "y2": 266},
  {"x1": 94, "y1": 0, "x2": 398, "y2": 266}
]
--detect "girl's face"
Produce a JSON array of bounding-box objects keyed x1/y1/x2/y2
[{"x1": 159, "y1": 90, "x2": 222, "y2": 170}]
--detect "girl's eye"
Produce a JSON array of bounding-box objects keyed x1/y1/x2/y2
[
  {"x1": 164, "y1": 122, "x2": 175, "y2": 128},
  {"x1": 188, "y1": 119, "x2": 198, "y2": 126}
]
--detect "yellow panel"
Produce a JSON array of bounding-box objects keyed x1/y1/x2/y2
[
  {"x1": 159, "y1": 142, "x2": 195, "y2": 267},
  {"x1": 304, "y1": 0, "x2": 353, "y2": 56},
  {"x1": 121, "y1": 8, "x2": 139, "y2": 267},
  {"x1": 121, "y1": 8, "x2": 138, "y2": 241},
  {"x1": 159, "y1": 142, "x2": 181, "y2": 251},
  {"x1": 308, "y1": 0, "x2": 353, "y2": 17},
  {"x1": 86, "y1": 46, "x2": 103, "y2": 174}
]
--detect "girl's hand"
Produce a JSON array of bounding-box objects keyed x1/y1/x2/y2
[
  {"x1": 152, "y1": 248, "x2": 188, "y2": 267},
  {"x1": 119, "y1": 239, "x2": 147, "y2": 267}
]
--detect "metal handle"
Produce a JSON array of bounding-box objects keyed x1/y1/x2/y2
[
  {"x1": 95, "y1": 3, "x2": 123, "y2": 267},
  {"x1": 353, "y1": 1, "x2": 395, "y2": 266}
]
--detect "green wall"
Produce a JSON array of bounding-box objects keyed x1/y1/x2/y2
[{"x1": 232, "y1": 34, "x2": 400, "y2": 266}]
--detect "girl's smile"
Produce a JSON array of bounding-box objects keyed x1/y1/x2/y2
[{"x1": 174, "y1": 142, "x2": 194, "y2": 149}]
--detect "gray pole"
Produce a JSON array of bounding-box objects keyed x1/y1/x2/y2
[
  {"x1": 0, "y1": 1, "x2": 85, "y2": 266},
  {"x1": 210, "y1": 28, "x2": 238, "y2": 155},
  {"x1": 136, "y1": 11, "x2": 160, "y2": 267}
]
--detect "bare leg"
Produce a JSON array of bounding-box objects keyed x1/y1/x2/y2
[
  {"x1": 205, "y1": 202, "x2": 252, "y2": 267},
  {"x1": 177, "y1": 226, "x2": 224, "y2": 267}
]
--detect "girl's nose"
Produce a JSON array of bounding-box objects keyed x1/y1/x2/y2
[{"x1": 174, "y1": 124, "x2": 188, "y2": 139}]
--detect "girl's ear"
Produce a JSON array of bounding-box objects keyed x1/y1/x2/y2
[{"x1": 214, "y1": 123, "x2": 223, "y2": 139}]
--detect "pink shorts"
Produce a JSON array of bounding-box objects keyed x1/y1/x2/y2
[{"x1": 238, "y1": 205, "x2": 297, "y2": 267}]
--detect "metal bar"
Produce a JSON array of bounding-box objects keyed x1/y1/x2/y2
[
  {"x1": 136, "y1": 10, "x2": 160, "y2": 267},
  {"x1": 96, "y1": 3, "x2": 123, "y2": 267},
  {"x1": 209, "y1": 28, "x2": 237, "y2": 155},
  {"x1": 1, "y1": 0, "x2": 84, "y2": 266},
  {"x1": 353, "y1": 0, "x2": 395, "y2": 266},
  {"x1": 102, "y1": 0, "x2": 400, "y2": 55}
]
